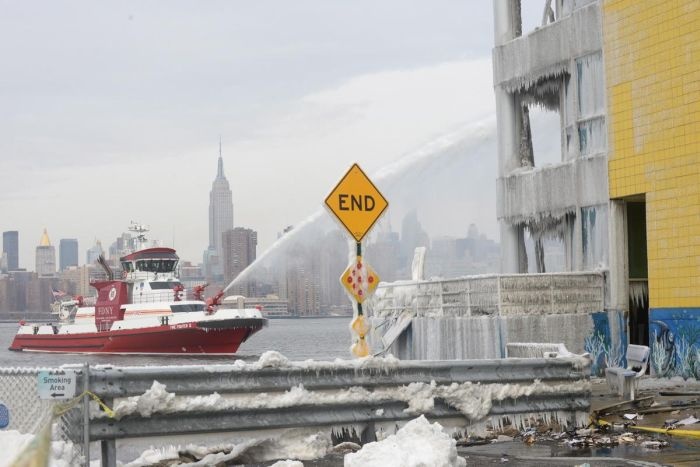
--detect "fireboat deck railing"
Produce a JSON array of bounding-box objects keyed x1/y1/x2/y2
[
  {"x1": 129, "y1": 291, "x2": 201, "y2": 304},
  {"x1": 368, "y1": 271, "x2": 606, "y2": 318}
]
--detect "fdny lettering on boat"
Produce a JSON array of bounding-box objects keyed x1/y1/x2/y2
[
  {"x1": 170, "y1": 322, "x2": 195, "y2": 330},
  {"x1": 96, "y1": 306, "x2": 114, "y2": 315}
]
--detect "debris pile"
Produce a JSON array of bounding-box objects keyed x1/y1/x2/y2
[{"x1": 453, "y1": 414, "x2": 682, "y2": 452}]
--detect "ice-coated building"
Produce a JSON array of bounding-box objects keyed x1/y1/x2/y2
[{"x1": 369, "y1": 0, "x2": 700, "y2": 378}]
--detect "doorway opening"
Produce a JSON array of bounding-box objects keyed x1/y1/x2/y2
[{"x1": 627, "y1": 200, "x2": 648, "y2": 346}]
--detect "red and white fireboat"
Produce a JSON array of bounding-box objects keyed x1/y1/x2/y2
[{"x1": 9, "y1": 239, "x2": 266, "y2": 354}]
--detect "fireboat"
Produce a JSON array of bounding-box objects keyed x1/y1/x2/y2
[{"x1": 9, "y1": 223, "x2": 267, "y2": 354}]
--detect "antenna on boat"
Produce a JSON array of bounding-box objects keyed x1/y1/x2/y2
[{"x1": 129, "y1": 221, "x2": 150, "y2": 250}]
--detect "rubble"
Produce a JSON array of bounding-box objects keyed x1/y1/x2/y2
[{"x1": 452, "y1": 413, "x2": 676, "y2": 456}]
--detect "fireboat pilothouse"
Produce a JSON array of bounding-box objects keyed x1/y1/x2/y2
[{"x1": 10, "y1": 224, "x2": 267, "y2": 354}]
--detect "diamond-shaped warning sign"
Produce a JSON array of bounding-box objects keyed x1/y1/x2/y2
[
  {"x1": 325, "y1": 163, "x2": 388, "y2": 242},
  {"x1": 341, "y1": 256, "x2": 380, "y2": 304}
]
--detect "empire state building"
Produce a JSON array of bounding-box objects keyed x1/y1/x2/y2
[{"x1": 205, "y1": 143, "x2": 233, "y2": 280}]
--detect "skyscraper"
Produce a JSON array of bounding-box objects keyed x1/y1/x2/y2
[
  {"x1": 86, "y1": 240, "x2": 104, "y2": 265},
  {"x1": 2, "y1": 231, "x2": 19, "y2": 271},
  {"x1": 35, "y1": 228, "x2": 56, "y2": 277},
  {"x1": 222, "y1": 227, "x2": 257, "y2": 296},
  {"x1": 206, "y1": 141, "x2": 234, "y2": 280},
  {"x1": 59, "y1": 238, "x2": 79, "y2": 271}
]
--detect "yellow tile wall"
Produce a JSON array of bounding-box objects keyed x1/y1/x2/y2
[{"x1": 604, "y1": 0, "x2": 700, "y2": 308}]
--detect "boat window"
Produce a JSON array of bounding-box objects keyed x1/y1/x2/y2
[
  {"x1": 121, "y1": 262, "x2": 134, "y2": 272},
  {"x1": 150, "y1": 281, "x2": 182, "y2": 290},
  {"x1": 161, "y1": 260, "x2": 177, "y2": 272},
  {"x1": 170, "y1": 303, "x2": 205, "y2": 313},
  {"x1": 133, "y1": 258, "x2": 179, "y2": 273}
]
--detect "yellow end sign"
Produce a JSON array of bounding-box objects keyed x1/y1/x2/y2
[{"x1": 325, "y1": 163, "x2": 388, "y2": 242}]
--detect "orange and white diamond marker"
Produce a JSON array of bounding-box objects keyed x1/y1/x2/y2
[{"x1": 340, "y1": 256, "x2": 379, "y2": 304}]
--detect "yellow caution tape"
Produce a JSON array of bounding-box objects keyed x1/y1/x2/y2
[{"x1": 53, "y1": 390, "x2": 115, "y2": 418}]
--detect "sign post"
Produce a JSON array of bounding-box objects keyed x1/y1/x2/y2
[{"x1": 325, "y1": 163, "x2": 388, "y2": 357}]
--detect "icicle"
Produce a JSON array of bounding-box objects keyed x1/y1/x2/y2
[{"x1": 629, "y1": 281, "x2": 648, "y2": 309}]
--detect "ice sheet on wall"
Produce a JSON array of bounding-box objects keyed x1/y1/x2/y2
[
  {"x1": 581, "y1": 204, "x2": 609, "y2": 270},
  {"x1": 576, "y1": 52, "x2": 604, "y2": 118},
  {"x1": 576, "y1": 52, "x2": 606, "y2": 157}
]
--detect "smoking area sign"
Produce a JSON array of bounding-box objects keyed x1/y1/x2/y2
[
  {"x1": 324, "y1": 163, "x2": 388, "y2": 242},
  {"x1": 37, "y1": 370, "x2": 78, "y2": 400}
]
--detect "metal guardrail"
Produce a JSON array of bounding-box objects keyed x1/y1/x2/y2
[
  {"x1": 84, "y1": 356, "x2": 591, "y2": 467},
  {"x1": 88, "y1": 358, "x2": 589, "y2": 397}
]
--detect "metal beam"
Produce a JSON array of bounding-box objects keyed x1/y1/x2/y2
[
  {"x1": 89, "y1": 357, "x2": 589, "y2": 397},
  {"x1": 90, "y1": 393, "x2": 590, "y2": 441}
]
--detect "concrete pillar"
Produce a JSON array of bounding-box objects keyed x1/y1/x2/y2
[
  {"x1": 608, "y1": 200, "x2": 628, "y2": 311},
  {"x1": 494, "y1": 0, "x2": 526, "y2": 273}
]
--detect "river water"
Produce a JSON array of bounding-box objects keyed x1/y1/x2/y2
[{"x1": 0, "y1": 317, "x2": 352, "y2": 368}]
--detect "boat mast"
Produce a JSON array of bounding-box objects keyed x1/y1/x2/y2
[{"x1": 129, "y1": 221, "x2": 150, "y2": 252}]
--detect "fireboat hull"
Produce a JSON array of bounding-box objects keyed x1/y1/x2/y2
[{"x1": 9, "y1": 319, "x2": 266, "y2": 354}]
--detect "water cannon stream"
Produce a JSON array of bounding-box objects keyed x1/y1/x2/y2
[{"x1": 223, "y1": 116, "x2": 497, "y2": 295}]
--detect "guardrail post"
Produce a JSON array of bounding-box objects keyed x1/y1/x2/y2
[
  {"x1": 361, "y1": 421, "x2": 377, "y2": 444},
  {"x1": 82, "y1": 363, "x2": 91, "y2": 467},
  {"x1": 101, "y1": 398, "x2": 116, "y2": 467}
]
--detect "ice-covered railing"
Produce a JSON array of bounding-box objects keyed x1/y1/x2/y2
[
  {"x1": 85, "y1": 352, "x2": 591, "y2": 467},
  {"x1": 496, "y1": 155, "x2": 608, "y2": 225},
  {"x1": 367, "y1": 272, "x2": 605, "y2": 319},
  {"x1": 493, "y1": 1, "x2": 602, "y2": 94}
]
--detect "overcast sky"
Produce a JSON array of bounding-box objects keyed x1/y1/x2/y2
[{"x1": 1, "y1": 1, "x2": 553, "y2": 269}]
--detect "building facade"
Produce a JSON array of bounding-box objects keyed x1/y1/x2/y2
[
  {"x1": 493, "y1": 0, "x2": 700, "y2": 377},
  {"x1": 3, "y1": 231, "x2": 19, "y2": 271},
  {"x1": 206, "y1": 144, "x2": 234, "y2": 281},
  {"x1": 59, "y1": 238, "x2": 79, "y2": 271},
  {"x1": 35, "y1": 229, "x2": 56, "y2": 277},
  {"x1": 222, "y1": 227, "x2": 257, "y2": 296},
  {"x1": 603, "y1": 0, "x2": 700, "y2": 378}
]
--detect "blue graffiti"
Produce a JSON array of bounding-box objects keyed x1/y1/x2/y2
[
  {"x1": 650, "y1": 309, "x2": 700, "y2": 378},
  {"x1": 585, "y1": 311, "x2": 627, "y2": 376}
]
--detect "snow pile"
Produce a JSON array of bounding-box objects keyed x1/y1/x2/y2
[
  {"x1": 176, "y1": 439, "x2": 264, "y2": 467},
  {"x1": 50, "y1": 438, "x2": 82, "y2": 467},
  {"x1": 123, "y1": 446, "x2": 180, "y2": 467},
  {"x1": 0, "y1": 430, "x2": 83, "y2": 467},
  {"x1": 108, "y1": 378, "x2": 589, "y2": 424},
  {"x1": 0, "y1": 430, "x2": 34, "y2": 467},
  {"x1": 121, "y1": 430, "x2": 328, "y2": 466},
  {"x1": 114, "y1": 381, "x2": 175, "y2": 418},
  {"x1": 268, "y1": 461, "x2": 304, "y2": 467},
  {"x1": 344, "y1": 416, "x2": 465, "y2": 467},
  {"x1": 258, "y1": 350, "x2": 291, "y2": 368},
  {"x1": 222, "y1": 351, "x2": 401, "y2": 373},
  {"x1": 244, "y1": 430, "x2": 331, "y2": 462}
]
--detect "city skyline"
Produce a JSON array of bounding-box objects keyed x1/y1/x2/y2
[{"x1": 0, "y1": 2, "x2": 552, "y2": 272}]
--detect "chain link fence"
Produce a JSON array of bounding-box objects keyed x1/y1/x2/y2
[{"x1": 0, "y1": 366, "x2": 86, "y2": 466}]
